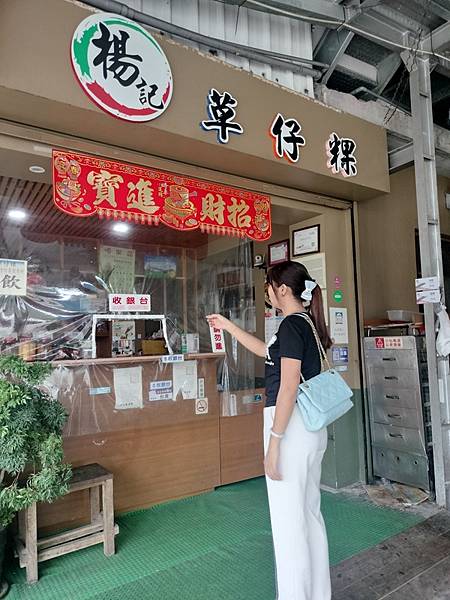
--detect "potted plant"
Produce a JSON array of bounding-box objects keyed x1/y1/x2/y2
[{"x1": 0, "y1": 356, "x2": 71, "y2": 595}]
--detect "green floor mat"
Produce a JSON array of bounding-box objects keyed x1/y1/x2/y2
[{"x1": 5, "y1": 477, "x2": 423, "y2": 600}]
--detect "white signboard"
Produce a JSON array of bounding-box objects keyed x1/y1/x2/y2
[
  {"x1": 109, "y1": 294, "x2": 151, "y2": 312},
  {"x1": 0, "y1": 259, "x2": 27, "y2": 297},
  {"x1": 416, "y1": 289, "x2": 441, "y2": 304},
  {"x1": 72, "y1": 13, "x2": 173, "y2": 122},
  {"x1": 415, "y1": 277, "x2": 440, "y2": 291},
  {"x1": 329, "y1": 307, "x2": 349, "y2": 345}
]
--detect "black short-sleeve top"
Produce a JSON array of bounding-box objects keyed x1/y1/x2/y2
[{"x1": 264, "y1": 313, "x2": 321, "y2": 408}]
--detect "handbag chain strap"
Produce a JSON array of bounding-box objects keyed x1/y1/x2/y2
[{"x1": 294, "y1": 313, "x2": 332, "y2": 382}]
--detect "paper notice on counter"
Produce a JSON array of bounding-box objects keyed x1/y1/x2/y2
[
  {"x1": 173, "y1": 360, "x2": 198, "y2": 400},
  {"x1": 113, "y1": 366, "x2": 143, "y2": 410},
  {"x1": 149, "y1": 380, "x2": 173, "y2": 401},
  {"x1": 329, "y1": 307, "x2": 349, "y2": 344}
]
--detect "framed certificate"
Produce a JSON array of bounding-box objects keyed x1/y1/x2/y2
[
  {"x1": 292, "y1": 225, "x2": 320, "y2": 257},
  {"x1": 268, "y1": 239, "x2": 289, "y2": 266}
]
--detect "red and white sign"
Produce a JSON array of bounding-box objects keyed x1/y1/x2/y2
[
  {"x1": 109, "y1": 294, "x2": 151, "y2": 312},
  {"x1": 385, "y1": 337, "x2": 403, "y2": 349},
  {"x1": 375, "y1": 337, "x2": 385, "y2": 349},
  {"x1": 71, "y1": 14, "x2": 173, "y2": 122},
  {"x1": 52, "y1": 150, "x2": 271, "y2": 242},
  {"x1": 210, "y1": 326, "x2": 225, "y2": 353},
  {"x1": 374, "y1": 337, "x2": 403, "y2": 349}
]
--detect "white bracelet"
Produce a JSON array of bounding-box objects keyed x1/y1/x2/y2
[{"x1": 270, "y1": 428, "x2": 285, "y2": 439}]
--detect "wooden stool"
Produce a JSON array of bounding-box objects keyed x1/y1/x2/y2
[{"x1": 15, "y1": 463, "x2": 119, "y2": 584}]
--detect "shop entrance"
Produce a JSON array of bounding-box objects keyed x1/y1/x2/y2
[
  {"x1": 0, "y1": 138, "x2": 364, "y2": 533},
  {"x1": 248, "y1": 196, "x2": 363, "y2": 489}
]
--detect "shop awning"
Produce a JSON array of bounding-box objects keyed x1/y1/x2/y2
[{"x1": 52, "y1": 150, "x2": 271, "y2": 241}]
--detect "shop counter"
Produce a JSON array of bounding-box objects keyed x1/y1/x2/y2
[{"x1": 37, "y1": 354, "x2": 264, "y2": 533}]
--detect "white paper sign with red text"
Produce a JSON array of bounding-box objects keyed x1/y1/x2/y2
[
  {"x1": 210, "y1": 326, "x2": 225, "y2": 353},
  {"x1": 109, "y1": 294, "x2": 151, "y2": 312}
]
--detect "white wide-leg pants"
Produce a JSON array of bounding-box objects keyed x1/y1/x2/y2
[{"x1": 264, "y1": 406, "x2": 331, "y2": 600}]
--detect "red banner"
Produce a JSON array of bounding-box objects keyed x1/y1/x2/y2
[{"x1": 52, "y1": 150, "x2": 271, "y2": 241}]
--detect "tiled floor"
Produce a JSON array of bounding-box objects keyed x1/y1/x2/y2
[{"x1": 331, "y1": 510, "x2": 450, "y2": 599}]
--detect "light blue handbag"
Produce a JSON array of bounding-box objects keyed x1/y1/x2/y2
[{"x1": 295, "y1": 313, "x2": 354, "y2": 432}]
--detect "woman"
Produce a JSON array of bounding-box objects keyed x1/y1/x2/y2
[{"x1": 207, "y1": 260, "x2": 332, "y2": 600}]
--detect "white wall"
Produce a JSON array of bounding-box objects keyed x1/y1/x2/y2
[{"x1": 123, "y1": 0, "x2": 315, "y2": 97}]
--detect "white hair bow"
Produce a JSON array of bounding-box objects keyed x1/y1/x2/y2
[{"x1": 301, "y1": 280, "x2": 317, "y2": 302}]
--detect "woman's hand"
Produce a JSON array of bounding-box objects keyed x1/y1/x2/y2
[
  {"x1": 264, "y1": 439, "x2": 282, "y2": 481},
  {"x1": 206, "y1": 314, "x2": 234, "y2": 333}
]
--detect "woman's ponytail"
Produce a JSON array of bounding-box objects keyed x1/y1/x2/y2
[{"x1": 309, "y1": 285, "x2": 333, "y2": 350}]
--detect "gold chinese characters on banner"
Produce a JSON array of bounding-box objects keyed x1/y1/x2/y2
[{"x1": 53, "y1": 150, "x2": 272, "y2": 241}]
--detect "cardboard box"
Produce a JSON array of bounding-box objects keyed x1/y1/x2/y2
[{"x1": 142, "y1": 340, "x2": 166, "y2": 355}]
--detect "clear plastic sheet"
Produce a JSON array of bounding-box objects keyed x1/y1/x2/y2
[{"x1": 0, "y1": 194, "x2": 258, "y2": 431}]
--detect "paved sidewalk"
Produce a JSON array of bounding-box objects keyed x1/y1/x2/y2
[{"x1": 331, "y1": 510, "x2": 450, "y2": 599}]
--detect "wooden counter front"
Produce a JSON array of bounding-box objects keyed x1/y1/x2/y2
[{"x1": 38, "y1": 354, "x2": 223, "y2": 532}]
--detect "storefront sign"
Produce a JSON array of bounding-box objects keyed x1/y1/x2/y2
[
  {"x1": 200, "y1": 88, "x2": 243, "y2": 144},
  {"x1": 326, "y1": 133, "x2": 357, "y2": 177},
  {"x1": 109, "y1": 293, "x2": 151, "y2": 312},
  {"x1": 270, "y1": 113, "x2": 306, "y2": 163},
  {"x1": 0, "y1": 259, "x2": 27, "y2": 297},
  {"x1": 71, "y1": 13, "x2": 173, "y2": 122},
  {"x1": 53, "y1": 150, "x2": 271, "y2": 241}
]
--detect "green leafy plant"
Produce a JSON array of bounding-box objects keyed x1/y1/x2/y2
[{"x1": 0, "y1": 356, "x2": 71, "y2": 527}]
